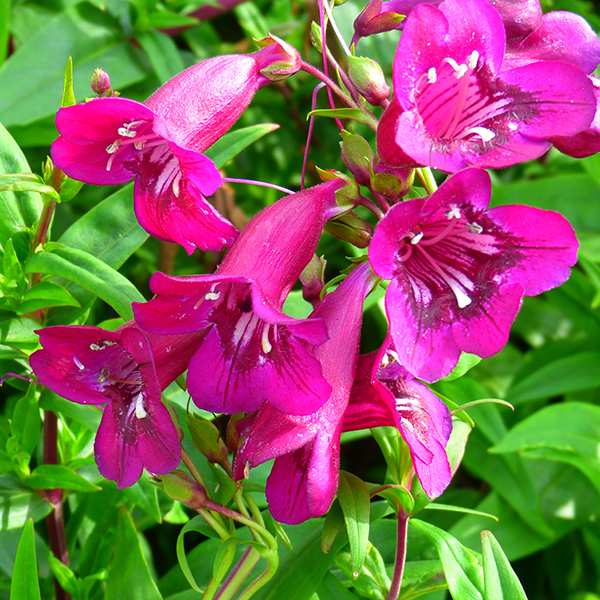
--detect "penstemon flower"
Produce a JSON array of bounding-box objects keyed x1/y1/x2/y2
[
  {"x1": 233, "y1": 262, "x2": 377, "y2": 524},
  {"x1": 344, "y1": 338, "x2": 453, "y2": 498},
  {"x1": 369, "y1": 168, "x2": 578, "y2": 382},
  {"x1": 133, "y1": 180, "x2": 348, "y2": 416},
  {"x1": 380, "y1": 0, "x2": 596, "y2": 172},
  {"x1": 30, "y1": 325, "x2": 200, "y2": 488},
  {"x1": 52, "y1": 45, "x2": 300, "y2": 254}
]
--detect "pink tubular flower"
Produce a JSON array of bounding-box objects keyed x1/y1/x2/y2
[
  {"x1": 52, "y1": 48, "x2": 298, "y2": 254},
  {"x1": 344, "y1": 339, "x2": 452, "y2": 498},
  {"x1": 369, "y1": 168, "x2": 578, "y2": 382},
  {"x1": 233, "y1": 262, "x2": 378, "y2": 524},
  {"x1": 133, "y1": 180, "x2": 347, "y2": 416},
  {"x1": 30, "y1": 325, "x2": 201, "y2": 488},
  {"x1": 383, "y1": 0, "x2": 596, "y2": 172}
]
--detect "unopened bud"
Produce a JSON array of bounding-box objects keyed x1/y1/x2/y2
[
  {"x1": 158, "y1": 471, "x2": 208, "y2": 510},
  {"x1": 348, "y1": 55, "x2": 390, "y2": 106},
  {"x1": 324, "y1": 211, "x2": 373, "y2": 248},
  {"x1": 300, "y1": 255, "x2": 327, "y2": 306},
  {"x1": 371, "y1": 158, "x2": 415, "y2": 203},
  {"x1": 90, "y1": 68, "x2": 111, "y2": 96},
  {"x1": 187, "y1": 414, "x2": 229, "y2": 467},
  {"x1": 255, "y1": 34, "x2": 301, "y2": 82},
  {"x1": 340, "y1": 130, "x2": 374, "y2": 186},
  {"x1": 353, "y1": 0, "x2": 405, "y2": 45},
  {"x1": 317, "y1": 168, "x2": 360, "y2": 214}
]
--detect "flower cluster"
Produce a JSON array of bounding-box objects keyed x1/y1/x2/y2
[{"x1": 31, "y1": 0, "x2": 593, "y2": 526}]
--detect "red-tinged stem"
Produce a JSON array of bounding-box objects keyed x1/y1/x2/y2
[
  {"x1": 387, "y1": 510, "x2": 409, "y2": 600},
  {"x1": 300, "y1": 61, "x2": 354, "y2": 109},
  {"x1": 43, "y1": 411, "x2": 72, "y2": 600}
]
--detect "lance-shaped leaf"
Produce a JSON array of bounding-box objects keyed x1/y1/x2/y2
[
  {"x1": 481, "y1": 531, "x2": 528, "y2": 600},
  {"x1": 9, "y1": 519, "x2": 40, "y2": 600}
]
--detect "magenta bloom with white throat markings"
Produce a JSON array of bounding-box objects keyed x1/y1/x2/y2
[
  {"x1": 52, "y1": 51, "x2": 291, "y2": 254},
  {"x1": 369, "y1": 168, "x2": 578, "y2": 382},
  {"x1": 133, "y1": 180, "x2": 347, "y2": 417},
  {"x1": 29, "y1": 325, "x2": 196, "y2": 488},
  {"x1": 386, "y1": 0, "x2": 596, "y2": 172},
  {"x1": 344, "y1": 338, "x2": 453, "y2": 499},
  {"x1": 233, "y1": 262, "x2": 378, "y2": 524}
]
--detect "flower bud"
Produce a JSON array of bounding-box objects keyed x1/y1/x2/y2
[
  {"x1": 254, "y1": 34, "x2": 301, "y2": 83},
  {"x1": 157, "y1": 470, "x2": 208, "y2": 510},
  {"x1": 187, "y1": 413, "x2": 229, "y2": 467},
  {"x1": 324, "y1": 211, "x2": 374, "y2": 248},
  {"x1": 340, "y1": 130, "x2": 374, "y2": 186},
  {"x1": 353, "y1": 0, "x2": 405, "y2": 46},
  {"x1": 300, "y1": 255, "x2": 327, "y2": 307},
  {"x1": 371, "y1": 158, "x2": 415, "y2": 203},
  {"x1": 316, "y1": 168, "x2": 360, "y2": 213},
  {"x1": 348, "y1": 55, "x2": 390, "y2": 106},
  {"x1": 90, "y1": 68, "x2": 112, "y2": 96}
]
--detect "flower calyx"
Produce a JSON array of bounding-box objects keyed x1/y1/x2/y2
[{"x1": 254, "y1": 34, "x2": 301, "y2": 82}]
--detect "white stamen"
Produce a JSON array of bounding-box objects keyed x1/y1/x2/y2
[
  {"x1": 468, "y1": 126, "x2": 496, "y2": 142},
  {"x1": 468, "y1": 50, "x2": 479, "y2": 70},
  {"x1": 73, "y1": 355, "x2": 85, "y2": 370},
  {"x1": 427, "y1": 67, "x2": 437, "y2": 84},
  {"x1": 467, "y1": 222, "x2": 483, "y2": 233},
  {"x1": 454, "y1": 63, "x2": 468, "y2": 79},
  {"x1": 410, "y1": 231, "x2": 424, "y2": 245},
  {"x1": 261, "y1": 324, "x2": 273, "y2": 354},
  {"x1": 106, "y1": 140, "x2": 121, "y2": 154},
  {"x1": 90, "y1": 340, "x2": 115, "y2": 350},
  {"x1": 134, "y1": 140, "x2": 146, "y2": 150},
  {"x1": 232, "y1": 311, "x2": 256, "y2": 346},
  {"x1": 97, "y1": 367, "x2": 109, "y2": 383},
  {"x1": 443, "y1": 57, "x2": 461, "y2": 71},
  {"x1": 118, "y1": 127, "x2": 137, "y2": 138},
  {"x1": 134, "y1": 393, "x2": 147, "y2": 419},
  {"x1": 172, "y1": 172, "x2": 182, "y2": 197},
  {"x1": 450, "y1": 282, "x2": 472, "y2": 308},
  {"x1": 445, "y1": 204, "x2": 461, "y2": 219},
  {"x1": 204, "y1": 283, "x2": 221, "y2": 301}
]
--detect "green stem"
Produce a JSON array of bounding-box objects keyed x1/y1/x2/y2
[
  {"x1": 181, "y1": 448, "x2": 208, "y2": 489},
  {"x1": 237, "y1": 548, "x2": 279, "y2": 600},
  {"x1": 415, "y1": 167, "x2": 438, "y2": 195},
  {"x1": 387, "y1": 510, "x2": 409, "y2": 600},
  {"x1": 214, "y1": 548, "x2": 261, "y2": 600},
  {"x1": 198, "y1": 508, "x2": 231, "y2": 541}
]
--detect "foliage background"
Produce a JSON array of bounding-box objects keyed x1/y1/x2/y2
[{"x1": 1, "y1": 0, "x2": 600, "y2": 598}]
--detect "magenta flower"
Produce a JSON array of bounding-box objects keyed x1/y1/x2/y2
[
  {"x1": 133, "y1": 180, "x2": 347, "y2": 416},
  {"x1": 369, "y1": 168, "x2": 578, "y2": 382},
  {"x1": 384, "y1": 0, "x2": 596, "y2": 172},
  {"x1": 30, "y1": 325, "x2": 201, "y2": 488},
  {"x1": 52, "y1": 50, "x2": 296, "y2": 254},
  {"x1": 233, "y1": 262, "x2": 377, "y2": 524},
  {"x1": 344, "y1": 338, "x2": 452, "y2": 499}
]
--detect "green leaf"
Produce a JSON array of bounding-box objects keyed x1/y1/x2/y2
[
  {"x1": 25, "y1": 247, "x2": 145, "y2": 321},
  {"x1": 0, "y1": 317, "x2": 39, "y2": 352},
  {"x1": 441, "y1": 353, "x2": 482, "y2": 381},
  {"x1": 255, "y1": 521, "x2": 349, "y2": 600},
  {"x1": 137, "y1": 30, "x2": 185, "y2": 84},
  {"x1": 123, "y1": 477, "x2": 162, "y2": 524},
  {"x1": 307, "y1": 108, "x2": 375, "y2": 127},
  {"x1": 337, "y1": 471, "x2": 370, "y2": 578},
  {"x1": 61, "y1": 57, "x2": 76, "y2": 108},
  {"x1": 17, "y1": 281, "x2": 81, "y2": 314},
  {"x1": 26, "y1": 464, "x2": 101, "y2": 492},
  {"x1": 0, "y1": 0, "x2": 8, "y2": 66},
  {"x1": 410, "y1": 519, "x2": 484, "y2": 600},
  {"x1": 506, "y1": 352, "x2": 600, "y2": 404},
  {"x1": 204, "y1": 123, "x2": 280, "y2": 169},
  {"x1": 0, "y1": 123, "x2": 42, "y2": 246},
  {"x1": 48, "y1": 554, "x2": 79, "y2": 597},
  {"x1": 9, "y1": 519, "x2": 40, "y2": 600},
  {"x1": 372, "y1": 485, "x2": 414, "y2": 517},
  {"x1": 481, "y1": 531, "x2": 528, "y2": 600},
  {"x1": 0, "y1": 4, "x2": 148, "y2": 127},
  {"x1": 322, "y1": 500, "x2": 345, "y2": 553},
  {"x1": 105, "y1": 507, "x2": 163, "y2": 600},
  {"x1": 317, "y1": 572, "x2": 359, "y2": 600},
  {"x1": 39, "y1": 389, "x2": 102, "y2": 432},
  {"x1": 10, "y1": 384, "x2": 41, "y2": 456},
  {"x1": 0, "y1": 475, "x2": 52, "y2": 531},
  {"x1": 176, "y1": 516, "x2": 222, "y2": 593},
  {"x1": 146, "y1": 10, "x2": 202, "y2": 29},
  {"x1": 0, "y1": 173, "x2": 60, "y2": 202}
]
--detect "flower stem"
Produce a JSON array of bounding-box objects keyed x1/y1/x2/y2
[
  {"x1": 387, "y1": 510, "x2": 409, "y2": 600},
  {"x1": 214, "y1": 547, "x2": 261, "y2": 600},
  {"x1": 181, "y1": 448, "x2": 208, "y2": 490},
  {"x1": 43, "y1": 410, "x2": 72, "y2": 600},
  {"x1": 416, "y1": 167, "x2": 438, "y2": 195},
  {"x1": 300, "y1": 61, "x2": 354, "y2": 109}
]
